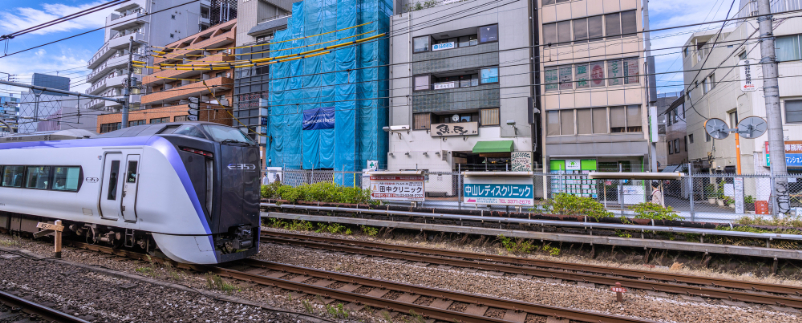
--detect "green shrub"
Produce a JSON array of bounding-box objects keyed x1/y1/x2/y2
[
  {"x1": 629, "y1": 202, "x2": 683, "y2": 221},
  {"x1": 540, "y1": 193, "x2": 613, "y2": 221},
  {"x1": 497, "y1": 235, "x2": 535, "y2": 254},
  {"x1": 261, "y1": 181, "x2": 282, "y2": 199},
  {"x1": 744, "y1": 195, "x2": 756, "y2": 204},
  {"x1": 262, "y1": 181, "x2": 376, "y2": 205}
]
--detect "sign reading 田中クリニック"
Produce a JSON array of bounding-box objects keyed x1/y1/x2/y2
[
  {"x1": 370, "y1": 175, "x2": 425, "y2": 202},
  {"x1": 463, "y1": 176, "x2": 534, "y2": 206}
]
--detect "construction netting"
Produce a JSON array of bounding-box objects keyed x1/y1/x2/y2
[{"x1": 266, "y1": 0, "x2": 391, "y2": 186}]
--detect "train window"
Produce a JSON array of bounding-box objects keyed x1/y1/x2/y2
[
  {"x1": 126, "y1": 161, "x2": 138, "y2": 183},
  {"x1": 203, "y1": 124, "x2": 254, "y2": 145},
  {"x1": 107, "y1": 161, "x2": 120, "y2": 200},
  {"x1": 158, "y1": 125, "x2": 180, "y2": 134},
  {"x1": 1, "y1": 166, "x2": 24, "y2": 188},
  {"x1": 174, "y1": 125, "x2": 207, "y2": 139},
  {"x1": 25, "y1": 166, "x2": 50, "y2": 190},
  {"x1": 52, "y1": 167, "x2": 81, "y2": 191}
]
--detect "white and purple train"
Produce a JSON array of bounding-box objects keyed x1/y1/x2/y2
[{"x1": 0, "y1": 122, "x2": 261, "y2": 264}]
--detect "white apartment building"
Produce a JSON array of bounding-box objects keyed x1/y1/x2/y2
[{"x1": 84, "y1": 0, "x2": 212, "y2": 112}]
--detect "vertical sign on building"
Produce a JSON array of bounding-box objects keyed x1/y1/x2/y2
[
  {"x1": 734, "y1": 177, "x2": 745, "y2": 214},
  {"x1": 740, "y1": 60, "x2": 757, "y2": 92}
]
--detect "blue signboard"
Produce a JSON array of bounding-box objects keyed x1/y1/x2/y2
[
  {"x1": 302, "y1": 107, "x2": 335, "y2": 130},
  {"x1": 463, "y1": 184, "x2": 534, "y2": 206},
  {"x1": 432, "y1": 42, "x2": 455, "y2": 51},
  {"x1": 787, "y1": 154, "x2": 802, "y2": 167}
]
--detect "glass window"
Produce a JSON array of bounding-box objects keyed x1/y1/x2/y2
[
  {"x1": 592, "y1": 108, "x2": 607, "y2": 133},
  {"x1": 174, "y1": 125, "x2": 208, "y2": 139},
  {"x1": 621, "y1": 10, "x2": 637, "y2": 36},
  {"x1": 689, "y1": 134, "x2": 694, "y2": 143},
  {"x1": 174, "y1": 116, "x2": 189, "y2": 122},
  {"x1": 126, "y1": 161, "x2": 138, "y2": 183},
  {"x1": 702, "y1": 79, "x2": 709, "y2": 94},
  {"x1": 626, "y1": 105, "x2": 642, "y2": 132},
  {"x1": 709, "y1": 73, "x2": 716, "y2": 90},
  {"x1": 588, "y1": 16, "x2": 603, "y2": 41},
  {"x1": 787, "y1": 100, "x2": 802, "y2": 123},
  {"x1": 203, "y1": 125, "x2": 254, "y2": 144},
  {"x1": 2, "y1": 166, "x2": 24, "y2": 187},
  {"x1": 471, "y1": 74, "x2": 479, "y2": 87},
  {"x1": 775, "y1": 35, "x2": 801, "y2": 62},
  {"x1": 610, "y1": 106, "x2": 626, "y2": 132},
  {"x1": 575, "y1": 64, "x2": 589, "y2": 88},
  {"x1": 481, "y1": 108, "x2": 500, "y2": 126},
  {"x1": 557, "y1": 21, "x2": 571, "y2": 43},
  {"x1": 547, "y1": 111, "x2": 560, "y2": 136},
  {"x1": 560, "y1": 110, "x2": 574, "y2": 135},
  {"x1": 623, "y1": 57, "x2": 639, "y2": 84},
  {"x1": 577, "y1": 109, "x2": 592, "y2": 134},
  {"x1": 478, "y1": 24, "x2": 498, "y2": 43},
  {"x1": 674, "y1": 138, "x2": 680, "y2": 153},
  {"x1": 107, "y1": 161, "x2": 120, "y2": 200},
  {"x1": 589, "y1": 61, "x2": 605, "y2": 87},
  {"x1": 150, "y1": 117, "x2": 169, "y2": 124},
  {"x1": 414, "y1": 113, "x2": 431, "y2": 130},
  {"x1": 685, "y1": 136, "x2": 689, "y2": 151},
  {"x1": 559, "y1": 66, "x2": 572, "y2": 90},
  {"x1": 480, "y1": 67, "x2": 499, "y2": 84},
  {"x1": 52, "y1": 167, "x2": 80, "y2": 191},
  {"x1": 414, "y1": 75, "x2": 430, "y2": 91},
  {"x1": 605, "y1": 13, "x2": 621, "y2": 38},
  {"x1": 607, "y1": 59, "x2": 623, "y2": 86},
  {"x1": 25, "y1": 166, "x2": 50, "y2": 190},
  {"x1": 738, "y1": 51, "x2": 747, "y2": 59},
  {"x1": 413, "y1": 36, "x2": 429, "y2": 53},
  {"x1": 543, "y1": 23, "x2": 557, "y2": 45},
  {"x1": 469, "y1": 34, "x2": 478, "y2": 46},
  {"x1": 706, "y1": 131, "x2": 711, "y2": 142},
  {"x1": 573, "y1": 18, "x2": 588, "y2": 42},
  {"x1": 128, "y1": 120, "x2": 145, "y2": 127},
  {"x1": 668, "y1": 141, "x2": 672, "y2": 155},
  {"x1": 542, "y1": 0, "x2": 555, "y2": 5},
  {"x1": 545, "y1": 68, "x2": 558, "y2": 91}
]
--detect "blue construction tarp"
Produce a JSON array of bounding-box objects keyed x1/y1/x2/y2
[{"x1": 267, "y1": 0, "x2": 391, "y2": 186}]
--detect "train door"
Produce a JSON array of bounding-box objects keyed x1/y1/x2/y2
[
  {"x1": 99, "y1": 153, "x2": 123, "y2": 220},
  {"x1": 121, "y1": 154, "x2": 140, "y2": 223}
]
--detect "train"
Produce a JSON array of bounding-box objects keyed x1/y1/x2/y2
[{"x1": 0, "y1": 122, "x2": 261, "y2": 264}]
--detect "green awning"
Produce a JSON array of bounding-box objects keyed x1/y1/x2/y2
[{"x1": 472, "y1": 140, "x2": 514, "y2": 154}]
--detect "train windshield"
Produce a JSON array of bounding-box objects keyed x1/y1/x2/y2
[{"x1": 203, "y1": 125, "x2": 255, "y2": 145}]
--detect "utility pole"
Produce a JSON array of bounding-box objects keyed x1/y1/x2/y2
[
  {"x1": 122, "y1": 36, "x2": 134, "y2": 129},
  {"x1": 757, "y1": 0, "x2": 790, "y2": 215}
]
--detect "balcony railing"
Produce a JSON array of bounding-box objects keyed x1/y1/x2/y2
[
  {"x1": 88, "y1": 45, "x2": 110, "y2": 66},
  {"x1": 112, "y1": 8, "x2": 143, "y2": 21}
]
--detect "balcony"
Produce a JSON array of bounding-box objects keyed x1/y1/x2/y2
[
  {"x1": 115, "y1": 1, "x2": 140, "y2": 12},
  {"x1": 86, "y1": 62, "x2": 108, "y2": 83},
  {"x1": 141, "y1": 76, "x2": 233, "y2": 105},
  {"x1": 144, "y1": 53, "x2": 234, "y2": 85},
  {"x1": 110, "y1": 10, "x2": 146, "y2": 30},
  {"x1": 86, "y1": 78, "x2": 108, "y2": 95},
  {"x1": 412, "y1": 83, "x2": 500, "y2": 113},
  {"x1": 154, "y1": 29, "x2": 235, "y2": 65},
  {"x1": 88, "y1": 44, "x2": 112, "y2": 69},
  {"x1": 84, "y1": 98, "x2": 105, "y2": 110},
  {"x1": 109, "y1": 31, "x2": 145, "y2": 50}
]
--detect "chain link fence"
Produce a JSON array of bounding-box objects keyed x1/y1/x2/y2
[{"x1": 272, "y1": 168, "x2": 800, "y2": 222}]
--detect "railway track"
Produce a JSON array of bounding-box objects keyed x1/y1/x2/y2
[
  {"x1": 61, "y1": 240, "x2": 652, "y2": 322},
  {"x1": 260, "y1": 230, "x2": 802, "y2": 309},
  {"x1": 0, "y1": 289, "x2": 90, "y2": 323}
]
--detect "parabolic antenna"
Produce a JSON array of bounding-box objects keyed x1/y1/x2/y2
[
  {"x1": 704, "y1": 118, "x2": 729, "y2": 140},
  {"x1": 737, "y1": 116, "x2": 767, "y2": 139}
]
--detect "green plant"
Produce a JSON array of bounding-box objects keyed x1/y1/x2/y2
[
  {"x1": 704, "y1": 183, "x2": 716, "y2": 197},
  {"x1": 716, "y1": 186, "x2": 725, "y2": 199},
  {"x1": 261, "y1": 181, "x2": 282, "y2": 199},
  {"x1": 540, "y1": 193, "x2": 613, "y2": 221},
  {"x1": 615, "y1": 230, "x2": 632, "y2": 238},
  {"x1": 414, "y1": 2, "x2": 423, "y2": 10},
  {"x1": 744, "y1": 195, "x2": 756, "y2": 204},
  {"x1": 542, "y1": 244, "x2": 560, "y2": 256},
  {"x1": 360, "y1": 225, "x2": 379, "y2": 236},
  {"x1": 276, "y1": 185, "x2": 301, "y2": 203},
  {"x1": 381, "y1": 311, "x2": 394, "y2": 323},
  {"x1": 497, "y1": 235, "x2": 534, "y2": 254},
  {"x1": 724, "y1": 197, "x2": 734, "y2": 206},
  {"x1": 301, "y1": 299, "x2": 314, "y2": 313},
  {"x1": 135, "y1": 267, "x2": 153, "y2": 275},
  {"x1": 206, "y1": 273, "x2": 237, "y2": 294},
  {"x1": 423, "y1": 0, "x2": 437, "y2": 8},
  {"x1": 325, "y1": 303, "x2": 349, "y2": 318},
  {"x1": 0, "y1": 238, "x2": 20, "y2": 246},
  {"x1": 409, "y1": 310, "x2": 426, "y2": 323},
  {"x1": 629, "y1": 202, "x2": 683, "y2": 221},
  {"x1": 734, "y1": 214, "x2": 802, "y2": 228}
]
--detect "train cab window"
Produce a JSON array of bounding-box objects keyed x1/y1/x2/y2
[
  {"x1": 1, "y1": 166, "x2": 24, "y2": 187},
  {"x1": 25, "y1": 166, "x2": 50, "y2": 190},
  {"x1": 126, "y1": 161, "x2": 138, "y2": 183},
  {"x1": 174, "y1": 125, "x2": 207, "y2": 139},
  {"x1": 158, "y1": 125, "x2": 180, "y2": 134},
  {"x1": 107, "y1": 161, "x2": 120, "y2": 200},
  {"x1": 52, "y1": 167, "x2": 81, "y2": 191}
]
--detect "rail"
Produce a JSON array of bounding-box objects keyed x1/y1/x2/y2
[{"x1": 0, "y1": 290, "x2": 89, "y2": 323}]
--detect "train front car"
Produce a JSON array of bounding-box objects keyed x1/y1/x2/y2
[{"x1": 152, "y1": 123, "x2": 261, "y2": 263}]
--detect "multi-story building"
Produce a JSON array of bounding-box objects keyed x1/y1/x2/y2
[
  {"x1": 0, "y1": 94, "x2": 19, "y2": 134},
  {"x1": 83, "y1": 0, "x2": 219, "y2": 113},
  {"x1": 388, "y1": 0, "x2": 533, "y2": 178},
  {"x1": 97, "y1": 19, "x2": 238, "y2": 133},
  {"x1": 661, "y1": 93, "x2": 688, "y2": 168},
  {"x1": 537, "y1": 0, "x2": 649, "y2": 174}
]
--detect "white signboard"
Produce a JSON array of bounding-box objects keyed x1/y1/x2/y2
[
  {"x1": 432, "y1": 42, "x2": 455, "y2": 51},
  {"x1": 740, "y1": 59, "x2": 757, "y2": 92},
  {"x1": 433, "y1": 81, "x2": 456, "y2": 90},
  {"x1": 734, "y1": 177, "x2": 745, "y2": 214},
  {"x1": 463, "y1": 176, "x2": 534, "y2": 206},
  {"x1": 511, "y1": 151, "x2": 533, "y2": 172},
  {"x1": 621, "y1": 185, "x2": 645, "y2": 205},
  {"x1": 565, "y1": 159, "x2": 581, "y2": 170},
  {"x1": 370, "y1": 175, "x2": 425, "y2": 202},
  {"x1": 367, "y1": 160, "x2": 378, "y2": 171},
  {"x1": 431, "y1": 122, "x2": 478, "y2": 137}
]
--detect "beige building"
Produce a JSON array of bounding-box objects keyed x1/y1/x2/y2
[{"x1": 538, "y1": 0, "x2": 650, "y2": 174}]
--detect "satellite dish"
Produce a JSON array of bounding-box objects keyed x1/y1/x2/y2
[
  {"x1": 737, "y1": 116, "x2": 767, "y2": 139},
  {"x1": 704, "y1": 118, "x2": 729, "y2": 140}
]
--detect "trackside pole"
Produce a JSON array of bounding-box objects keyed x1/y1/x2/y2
[{"x1": 54, "y1": 220, "x2": 62, "y2": 258}]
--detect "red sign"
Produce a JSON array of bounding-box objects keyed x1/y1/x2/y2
[{"x1": 610, "y1": 286, "x2": 627, "y2": 293}]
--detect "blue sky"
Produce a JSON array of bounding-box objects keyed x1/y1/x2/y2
[{"x1": 0, "y1": 0, "x2": 730, "y2": 97}]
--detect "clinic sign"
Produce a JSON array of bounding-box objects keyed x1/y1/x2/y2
[
  {"x1": 370, "y1": 174, "x2": 424, "y2": 202},
  {"x1": 740, "y1": 60, "x2": 757, "y2": 92},
  {"x1": 432, "y1": 42, "x2": 455, "y2": 51},
  {"x1": 463, "y1": 174, "x2": 534, "y2": 206}
]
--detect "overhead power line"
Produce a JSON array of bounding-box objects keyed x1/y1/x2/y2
[{"x1": 0, "y1": 0, "x2": 127, "y2": 41}]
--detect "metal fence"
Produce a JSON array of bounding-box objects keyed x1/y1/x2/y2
[{"x1": 272, "y1": 168, "x2": 801, "y2": 222}]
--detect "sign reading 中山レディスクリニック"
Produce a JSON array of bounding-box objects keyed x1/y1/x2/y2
[
  {"x1": 370, "y1": 175, "x2": 424, "y2": 202},
  {"x1": 463, "y1": 175, "x2": 534, "y2": 206}
]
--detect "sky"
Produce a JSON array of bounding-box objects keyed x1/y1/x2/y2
[{"x1": 0, "y1": 0, "x2": 734, "y2": 98}]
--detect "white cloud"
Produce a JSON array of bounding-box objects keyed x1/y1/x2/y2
[
  {"x1": 0, "y1": 47, "x2": 92, "y2": 94},
  {"x1": 0, "y1": 1, "x2": 114, "y2": 36}
]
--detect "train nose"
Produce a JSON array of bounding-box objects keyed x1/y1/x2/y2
[{"x1": 217, "y1": 144, "x2": 261, "y2": 233}]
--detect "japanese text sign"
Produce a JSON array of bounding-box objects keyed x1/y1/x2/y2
[{"x1": 370, "y1": 175, "x2": 425, "y2": 202}]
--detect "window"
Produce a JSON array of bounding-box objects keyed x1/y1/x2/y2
[
  {"x1": 174, "y1": 115, "x2": 189, "y2": 122},
  {"x1": 605, "y1": 12, "x2": 621, "y2": 38},
  {"x1": 543, "y1": 21, "x2": 571, "y2": 44},
  {"x1": 545, "y1": 68, "x2": 558, "y2": 92},
  {"x1": 547, "y1": 111, "x2": 560, "y2": 136},
  {"x1": 203, "y1": 125, "x2": 253, "y2": 144},
  {"x1": 52, "y1": 167, "x2": 81, "y2": 191},
  {"x1": 684, "y1": 47, "x2": 690, "y2": 57},
  {"x1": 668, "y1": 141, "x2": 672, "y2": 155},
  {"x1": 621, "y1": 10, "x2": 637, "y2": 36},
  {"x1": 100, "y1": 122, "x2": 121, "y2": 133},
  {"x1": 589, "y1": 61, "x2": 605, "y2": 87},
  {"x1": 608, "y1": 59, "x2": 624, "y2": 86},
  {"x1": 576, "y1": 109, "x2": 591, "y2": 134},
  {"x1": 1, "y1": 166, "x2": 24, "y2": 187},
  {"x1": 560, "y1": 109, "x2": 574, "y2": 135},
  {"x1": 674, "y1": 138, "x2": 680, "y2": 153},
  {"x1": 588, "y1": 16, "x2": 603, "y2": 42},
  {"x1": 542, "y1": 0, "x2": 554, "y2": 5},
  {"x1": 480, "y1": 67, "x2": 498, "y2": 84},
  {"x1": 689, "y1": 134, "x2": 694, "y2": 144},
  {"x1": 413, "y1": 36, "x2": 430, "y2": 53},
  {"x1": 786, "y1": 100, "x2": 802, "y2": 123},
  {"x1": 413, "y1": 113, "x2": 431, "y2": 130},
  {"x1": 610, "y1": 106, "x2": 626, "y2": 132},
  {"x1": 478, "y1": 24, "x2": 498, "y2": 43},
  {"x1": 126, "y1": 161, "x2": 138, "y2": 183},
  {"x1": 459, "y1": 35, "x2": 478, "y2": 47},
  {"x1": 25, "y1": 166, "x2": 50, "y2": 190},
  {"x1": 174, "y1": 125, "x2": 207, "y2": 139},
  {"x1": 107, "y1": 161, "x2": 120, "y2": 200},
  {"x1": 623, "y1": 58, "x2": 639, "y2": 84},
  {"x1": 150, "y1": 117, "x2": 169, "y2": 124},
  {"x1": 706, "y1": 131, "x2": 711, "y2": 142},
  {"x1": 708, "y1": 73, "x2": 716, "y2": 91},
  {"x1": 558, "y1": 66, "x2": 572, "y2": 90},
  {"x1": 739, "y1": 51, "x2": 747, "y2": 60},
  {"x1": 543, "y1": 23, "x2": 556, "y2": 45},
  {"x1": 605, "y1": 11, "x2": 637, "y2": 38},
  {"x1": 480, "y1": 108, "x2": 500, "y2": 126},
  {"x1": 776, "y1": 35, "x2": 801, "y2": 62},
  {"x1": 626, "y1": 105, "x2": 642, "y2": 132},
  {"x1": 685, "y1": 136, "x2": 689, "y2": 152},
  {"x1": 128, "y1": 120, "x2": 145, "y2": 127},
  {"x1": 729, "y1": 110, "x2": 739, "y2": 127},
  {"x1": 414, "y1": 75, "x2": 430, "y2": 91},
  {"x1": 573, "y1": 18, "x2": 588, "y2": 43},
  {"x1": 702, "y1": 78, "x2": 709, "y2": 94},
  {"x1": 592, "y1": 108, "x2": 607, "y2": 133},
  {"x1": 575, "y1": 64, "x2": 589, "y2": 88}
]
